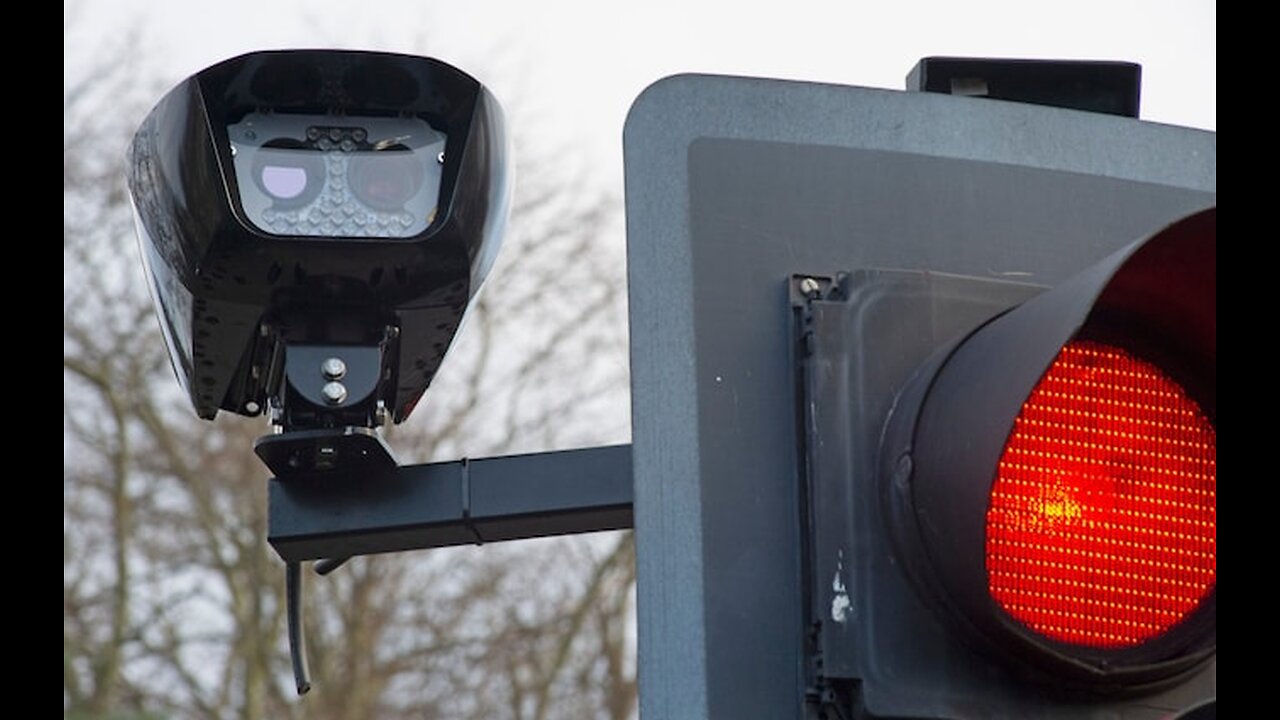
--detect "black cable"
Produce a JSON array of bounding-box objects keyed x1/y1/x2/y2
[{"x1": 286, "y1": 561, "x2": 312, "y2": 695}]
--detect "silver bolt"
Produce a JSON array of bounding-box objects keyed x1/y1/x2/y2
[
  {"x1": 244, "y1": 400, "x2": 260, "y2": 414},
  {"x1": 321, "y1": 357, "x2": 347, "y2": 380},
  {"x1": 322, "y1": 382, "x2": 348, "y2": 405},
  {"x1": 799, "y1": 277, "x2": 821, "y2": 297}
]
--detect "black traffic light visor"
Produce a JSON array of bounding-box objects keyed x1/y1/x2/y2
[{"x1": 882, "y1": 207, "x2": 1216, "y2": 690}]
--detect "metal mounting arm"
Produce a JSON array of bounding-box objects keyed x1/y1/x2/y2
[{"x1": 268, "y1": 444, "x2": 634, "y2": 562}]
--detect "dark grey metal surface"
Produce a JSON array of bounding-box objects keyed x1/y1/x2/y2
[
  {"x1": 795, "y1": 271, "x2": 1045, "y2": 688},
  {"x1": 268, "y1": 444, "x2": 632, "y2": 562},
  {"x1": 623, "y1": 73, "x2": 1214, "y2": 720}
]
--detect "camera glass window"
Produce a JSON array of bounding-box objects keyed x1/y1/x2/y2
[
  {"x1": 251, "y1": 139, "x2": 326, "y2": 208},
  {"x1": 228, "y1": 112, "x2": 447, "y2": 238},
  {"x1": 348, "y1": 145, "x2": 424, "y2": 211}
]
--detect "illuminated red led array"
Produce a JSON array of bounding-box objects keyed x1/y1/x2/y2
[{"x1": 986, "y1": 340, "x2": 1216, "y2": 648}]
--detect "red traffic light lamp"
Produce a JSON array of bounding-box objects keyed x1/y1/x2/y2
[
  {"x1": 879, "y1": 208, "x2": 1215, "y2": 692},
  {"x1": 792, "y1": 208, "x2": 1215, "y2": 717}
]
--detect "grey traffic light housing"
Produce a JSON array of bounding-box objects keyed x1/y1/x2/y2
[
  {"x1": 126, "y1": 50, "x2": 511, "y2": 456},
  {"x1": 623, "y1": 67, "x2": 1214, "y2": 718}
]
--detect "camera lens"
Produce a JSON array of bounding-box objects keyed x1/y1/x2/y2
[
  {"x1": 229, "y1": 112, "x2": 444, "y2": 238},
  {"x1": 349, "y1": 145, "x2": 425, "y2": 211},
  {"x1": 251, "y1": 139, "x2": 325, "y2": 208}
]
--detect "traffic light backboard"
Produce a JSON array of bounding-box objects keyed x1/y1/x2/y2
[{"x1": 623, "y1": 71, "x2": 1214, "y2": 719}]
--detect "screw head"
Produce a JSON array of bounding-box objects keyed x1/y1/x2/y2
[
  {"x1": 799, "y1": 277, "x2": 821, "y2": 297},
  {"x1": 321, "y1": 357, "x2": 347, "y2": 380},
  {"x1": 322, "y1": 382, "x2": 348, "y2": 405}
]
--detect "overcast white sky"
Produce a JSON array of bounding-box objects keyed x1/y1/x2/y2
[{"x1": 67, "y1": 0, "x2": 1214, "y2": 190}]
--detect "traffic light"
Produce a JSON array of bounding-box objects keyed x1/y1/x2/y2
[
  {"x1": 879, "y1": 209, "x2": 1214, "y2": 686},
  {"x1": 623, "y1": 60, "x2": 1214, "y2": 719},
  {"x1": 793, "y1": 207, "x2": 1214, "y2": 717}
]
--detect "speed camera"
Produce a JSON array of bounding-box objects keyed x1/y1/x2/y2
[{"x1": 125, "y1": 49, "x2": 511, "y2": 474}]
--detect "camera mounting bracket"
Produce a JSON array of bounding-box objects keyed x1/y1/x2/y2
[
  {"x1": 253, "y1": 340, "x2": 398, "y2": 477},
  {"x1": 255, "y1": 426, "x2": 397, "y2": 477}
]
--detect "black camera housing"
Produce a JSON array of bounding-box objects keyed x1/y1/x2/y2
[{"x1": 127, "y1": 50, "x2": 510, "y2": 424}]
